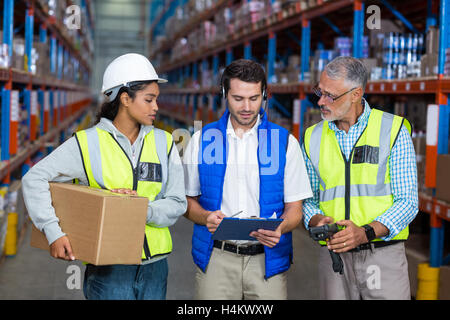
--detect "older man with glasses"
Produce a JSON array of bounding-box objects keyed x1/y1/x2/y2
[{"x1": 302, "y1": 56, "x2": 418, "y2": 300}]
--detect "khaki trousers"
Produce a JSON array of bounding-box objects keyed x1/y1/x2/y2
[
  {"x1": 318, "y1": 242, "x2": 411, "y2": 300},
  {"x1": 195, "y1": 247, "x2": 287, "y2": 300}
]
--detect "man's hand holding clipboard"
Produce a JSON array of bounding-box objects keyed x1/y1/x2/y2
[
  {"x1": 205, "y1": 210, "x2": 227, "y2": 234},
  {"x1": 206, "y1": 210, "x2": 284, "y2": 248}
]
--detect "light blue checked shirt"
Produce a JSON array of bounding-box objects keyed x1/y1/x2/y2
[{"x1": 302, "y1": 99, "x2": 419, "y2": 241}]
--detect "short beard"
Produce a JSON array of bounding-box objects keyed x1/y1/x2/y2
[
  {"x1": 320, "y1": 101, "x2": 352, "y2": 122},
  {"x1": 231, "y1": 112, "x2": 259, "y2": 128}
]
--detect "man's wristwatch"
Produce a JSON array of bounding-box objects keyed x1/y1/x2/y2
[{"x1": 362, "y1": 224, "x2": 376, "y2": 242}]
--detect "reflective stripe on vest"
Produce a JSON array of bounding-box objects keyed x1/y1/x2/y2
[
  {"x1": 75, "y1": 127, "x2": 173, "y2": 260},
  {"x1": 304, "y1": 108, "x2": 411, "y2": 242}
]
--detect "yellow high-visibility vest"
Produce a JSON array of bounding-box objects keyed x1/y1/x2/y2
[
  {"x1": 304, "y1": 108, "x2": 412, "y2": 243},
  {"x1": 75, "y1": 127, "x2": 174, "y2": 260}
]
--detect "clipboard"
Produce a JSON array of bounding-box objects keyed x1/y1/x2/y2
[{"x1": 212, "y1": 217, "x2": 283, "y2": 241}]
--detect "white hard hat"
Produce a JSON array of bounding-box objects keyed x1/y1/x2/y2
[{"x1": 102, "y1": 53, "x2": 167, "y2": 101}]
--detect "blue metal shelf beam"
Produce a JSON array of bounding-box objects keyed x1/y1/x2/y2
[
  {"x1": 353, "y1": 1, "x2": 364, "y2": 58},
  {"x1": 25, "y1": 8, "x2": 34, "y2": 73},
  {"x1": 380, "y1": 0, "x2": 420, "y2": 34},
  {"x1": 430, "y1": 0, "x2": 450, "y2": 269},
  {"x1": 320, "y1": 16, "x2": 344, "y2": 37},
  {"x1": 244, "y1": 41, "x2": 252, "y2": 60},
  {"x1": 1, "y1": 0, "x2": 14, "y2": 162},
  {"x1": 427, "y1": 0, "x2": 438, "y2": 30},
  {"x1": 301, "y1": 20, "x2": 310, "y2": 81}
]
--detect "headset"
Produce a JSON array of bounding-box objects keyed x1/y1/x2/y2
[{"x1": 219, "y1": 71, "x2": 269, "y2": 118}]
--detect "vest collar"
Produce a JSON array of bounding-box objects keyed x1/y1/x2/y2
[{"x1": 97, "y1": 117, "x2": 154, "y2": 142}]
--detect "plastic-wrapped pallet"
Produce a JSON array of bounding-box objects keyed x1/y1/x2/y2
[
  {"x1": 0, "y1": 187, "x2": 8, "y2": 257},
  {"x1": 4, "y1": 181, "x2": 21, "y2": 257}
]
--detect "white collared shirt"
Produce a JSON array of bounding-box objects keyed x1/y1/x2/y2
[{"x1": 183, "y1": 115, "x2": 313, "y2": 222}]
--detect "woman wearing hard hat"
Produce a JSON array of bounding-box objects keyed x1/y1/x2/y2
[{"x1": 22, "y1": 53, "x2": 187, "y2": 300}]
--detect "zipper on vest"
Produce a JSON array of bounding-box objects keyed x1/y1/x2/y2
[
  {"x1": 342, "y1": 152, "x2": 351, "y2": 221},
  {"x1": 108, "y1": 133, "x2": 151, "y2": 260},
  {"x1": 338, "y1": 124, "x2": 367, "y2": 222},
  {"x1": 108, "y1": 133, "x2": 142, "y2": 191}
]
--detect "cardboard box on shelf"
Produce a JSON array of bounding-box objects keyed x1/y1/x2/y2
[
  {"x1": 440, "y1": 265, "x2": 450, "y2": 300},
  {"x1": 360, "y1": 58, "x2": 378, "y2": 75},
  {"x1": 413, "y1": 134, "x2": 428, "y2": 193},
  {"x1": 426, "y1": 26, "x2": 439, "y2": 55},
  {"x1": 303, "y1": 108, "x2": 322, "y2": 129},
  {"x1": 286, "y1": 66, "x2": 300, "y2": 83},
  {"x1": 412, "y1": 136, "x2": 426, "y2": 157},
  {"x1": 12, "y1": 38, "x2": 25, "y2": 71},
  {"x1": 421, "y1": 53, "x2": 438, "y2": 77},
  {"x1": 30, "y1": 183, "x2": 148, "y2": 265},
  {"x1": 436, "y1": 154, "x2": 450, "y2": 203}
]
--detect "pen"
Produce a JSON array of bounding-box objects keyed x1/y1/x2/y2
[{"x1": 229, "y1": 210, "x2": 243, "y2": 218}]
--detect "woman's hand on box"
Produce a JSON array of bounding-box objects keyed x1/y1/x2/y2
[
  {"x1": 110, "y1": 188, "x2": 137, "y2": 196},
  {"x1": 50, "y1": 236, "x2": 75, "y2": 261}
]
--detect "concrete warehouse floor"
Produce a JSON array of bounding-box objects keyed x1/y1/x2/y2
[{"x1": 0, "y1": 214, "x2": 437, "y2": 300}]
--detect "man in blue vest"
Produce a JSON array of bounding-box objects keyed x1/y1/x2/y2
[{"x1": 183, "y1": 59, "x2": 313, "y2": 299}]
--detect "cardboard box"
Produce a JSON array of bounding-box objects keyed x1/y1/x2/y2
[
  {"x1": 421, "y1": 53, "x2": 438, "y2": 77},
  {"x1": 440, "y1": 265, "x2": 450, "y2": 300},
  {"x1": 360, "y1": 58, "x2": 378, "y2": 76},
  {"x1": 436, "y1": 154, "x2": 450, "y2": 203},
  {"x1": 426, "y1": 26, "x2": 439, "y2": 55},
  {"x1": 412, "y1": 136, "x2": 426, "y2": 157},
  {"x1": 31, "y1": 183, "x2": 148, "y2": 265}
]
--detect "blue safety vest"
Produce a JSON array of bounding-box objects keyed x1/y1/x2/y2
[{"x1": 191, "y1": 108, "x2": 293, "y2": 279}]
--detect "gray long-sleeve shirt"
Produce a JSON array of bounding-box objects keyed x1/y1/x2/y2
[{"x1": 22, "y1": 118, "x2": 187, "y2": 263}]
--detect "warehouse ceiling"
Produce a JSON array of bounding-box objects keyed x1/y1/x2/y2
[{"x1": 93, "y1": 0, "x2": 149, "y2": 96}]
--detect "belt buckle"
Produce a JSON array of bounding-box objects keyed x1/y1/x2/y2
[
  {"x1": 236, "y1": 244, "x2": 249, "y2": 257},
  {"x1": 236, "y1": 244, "x2": 245, "y2": 256}
]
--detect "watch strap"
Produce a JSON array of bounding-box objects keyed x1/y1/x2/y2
[{"x1": 363, "y1": 224, "x2": 376, "y2": 242}]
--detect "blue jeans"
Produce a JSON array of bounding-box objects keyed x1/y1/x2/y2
[{"x1": 83, "y1": 258, "x2": 168, "y2": 300}]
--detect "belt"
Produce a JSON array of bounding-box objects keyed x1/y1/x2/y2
[
  {"x1": 348, "y1": 240, "x2": 404, "y2": 252},
  {"x1": 213, "y1": 240, "x2": 265, "y2": 256}
]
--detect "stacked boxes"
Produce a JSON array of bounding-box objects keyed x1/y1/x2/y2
[
  {"x1": 436, "y1": 154, "x2": 450, "y2": 203},
  {"x1": 444, "y1": 48, "x2": 450, "y2": 76},
  {"x1": 164, "y1": 0, "x2": 334, "y2": 65},
  {"x1": 0, "y1": 31, "x2": 10, "y2": 68},
  {"x1": 311, "y1": 50, "x2": 334, "y2": 84},
  {"x1": 286, "y1": 55, "x2": 301, "y2": 83},
  {"x1": 12, "y1": 38, "x2": 25, "y2": 71},
  {"x1": 243, "y1": 0, "x2": 267, "y2": 24},
  {"x1": 334, "y1": 37, "x2": 352, "y2": 57},
  {"x1": 382, "y1": 32, "x2": 425, "y2": 79},
  {"x1": 369, "y1": 32, "x2": 424, "y2": 80},
  {"x1": 412, "y1": 132, "x2": 428, "y2": 195},
  {"x1": 303, "y1": 108, "x2": 322, "y2": 131},
  {"x1": 368, "y1": 19, "x2": 426, "y2": 80},
  {"x1": 214, "y1": 7, "x2": 233, "y2": 44},
  {"x1": 421, "y1": 26, "x2": 439, "y2": 77}
]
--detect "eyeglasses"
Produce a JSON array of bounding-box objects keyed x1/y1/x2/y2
[{"x1": 313, "y1": 85, "x2": 358, "y2": 104}]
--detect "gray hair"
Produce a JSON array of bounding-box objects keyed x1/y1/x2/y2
[{"x1": 324, "y1": 56, "x2": 368, "y2": 91}]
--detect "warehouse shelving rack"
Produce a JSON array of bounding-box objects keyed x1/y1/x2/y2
[
  {"x1": 149, "y1": 0, "x2": 450, "y2": 295},
  {"x1": 0, "y1": 0, "x2": 94, "y2": 186},
  {"x1": 0, "y1": 0, "x2": 95, "y2": 263}
]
